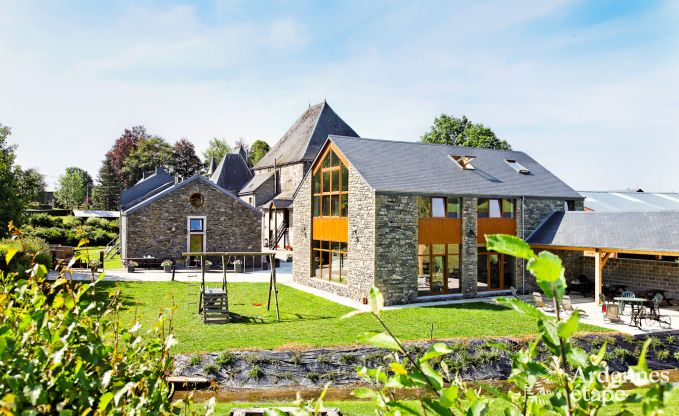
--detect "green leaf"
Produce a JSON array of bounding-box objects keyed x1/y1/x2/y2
[
  {"x1": 527, "y1": 251, "x2": 564, "y2": 283},
  {"x1": 5, "y1": 248, "x2": 17, "y2": 265},
  {"x1": 557, "y1": 311, "x2": 579, "y2": 339},
  {"x1": 351, "y1": 387, "x2": 377, "y2": 399},
  {"x1": 98, "y1": 392, "x2": 114, "y2": 411},
  {"x1": 368, "y1": 286, "x2": 384, "y2": 316},
  {"x1": 439, "y1": 385, "x2": 459, "y2": 407},
  {"x1": 420, "y1": 361, "x2": 443, "y2": 390},
  {"x1": 495, "y1": 297, "x2": 546, "y2": 320},
  {"x1": 628, "y1": 339, "x2": 652, "y2": 386},
  {"x1": 485, "y1": 234, "x2": 535, "y2": 260},
  {"x1": 340, "y1": 309, "x2": 367, "y2": 320},
  {"x1": 419, "y1": 342, "x2": 454, "y2": 362},
  {"x1": 359, "y1": 331, "x2": 401, "y2": 352}
]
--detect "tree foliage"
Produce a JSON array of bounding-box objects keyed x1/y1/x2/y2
[
  {"x1": 202, "y1": 137, "x2": 232, "y2": 164},
  {"x1": 346, "y1": 236, "x2": 673, "y2": 416},
  {"x1": 169, "y1": 138, "x2": 202, "y2": 179},
  {"x1": 0, "y1": 233, "x2": 207, "y2": 414},
  {"x1": 106, "y1": 126, "x2": 148, "y2": 188},
  {"x1": 0, "y1": 125, "x2": 24, "y2": 235},
  {"x1": 55, "y1": 167, "x2": 94, "y2": 209},
  {"x1": 121, "y1": 136, "x2": 173, "y2": 185},
  {"x1": 421, "y1": 114, "x2": 511, "y2": 150},
  {"x1": 248, "y1": 139, "x2": 270, "y2": 166},
  {"x1": 92, "y1": 157, "x2": 122, "y2": 210},
  {"x1": 16, "y1": 168, "x2": 46, "y2": 204}
]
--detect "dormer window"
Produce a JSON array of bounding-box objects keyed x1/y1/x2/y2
[
  {"x1": 505, "y1": 159, "x2": 530, "y2": 174},
  {"x1": 451, "y1": 155, "x2": 476, "y2": 170}
]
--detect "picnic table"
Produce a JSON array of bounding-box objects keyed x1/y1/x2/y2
[{"x1": 614, "y1": 296, "x2": 647, "y2": 327}]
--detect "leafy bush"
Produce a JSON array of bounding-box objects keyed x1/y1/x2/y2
[
  {"x1": 30, "y1": 226, "x2": 66, "y2": 244},
  {"x1": 0, "y1": 259, "x2": 196, "y2": 414},
  {"x1": 0, "y1": 235, "x2": 52, "y2": 274},
  {"x1": 26, "y1": 213, "x2": 56, "y2": 227},
  {"x1": 85, "y1": 217, "x2": 119, "y2": 232}
]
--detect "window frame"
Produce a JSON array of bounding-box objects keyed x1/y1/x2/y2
[
  {"x1": 417, "y1": 196, "x2": 462, "y2": 219},
  {"x1": 186, "y1": 216, "x2": 207, "y2": 253},
  {"x1": 312, "y1": 150, "x2": 349, "y2": 218},
  {"x1": 312, "y1": 239, "x2": 348, "y2": 284},
  {"x1": 478, "y1": 198, "x2": 514, "y2": 219}
]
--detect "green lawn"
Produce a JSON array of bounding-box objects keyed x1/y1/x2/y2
[
  {"x1": 75, "y1": 246, "x2": 122, "y2": 270},
  {"x1": 101, "y1": 281, "x2": 609, "y2": 353},
  {"x1": 212, "y1": 389, "x2": 679, "y2": 415}
]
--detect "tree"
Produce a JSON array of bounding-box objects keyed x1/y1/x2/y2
[
  {"x1": 0, "y1": 124, "x2": 23, "y2": 236},
  {"x1": 16, "y1": 168, "x2": 46, "y2": 204},
  {"x1": 421, "y1": 114, "x2": 511, "y2": 150},
  {"x1": 55, "y1": 167, "x2": 93, "y2": 209},
  {"x1": 249, "y1": 139, "x2": 271, "y2": 166},
  {"x1": 202, "y1": 137, "x2": 232, "y2": 164},
  {"x1": 92, "y1": 156, "x2": 122, "y2": 210},
  {"x1": 107, "y1": 126, "x2": 148, "y2": 188},
  {"x1": 121, "y1": 136, "x2": 173, "y2": 185},
  {"x1": 169, "y1": 138, "x2": 203, "y2": 179}
]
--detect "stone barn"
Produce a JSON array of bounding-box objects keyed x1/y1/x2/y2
[{"x1": 120, "y1": 175, "x2": 261, "y2": 264}]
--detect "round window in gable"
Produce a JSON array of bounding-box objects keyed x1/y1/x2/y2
[{"x1": 189, "y1": 193, "x2": 204, "y2": 208}]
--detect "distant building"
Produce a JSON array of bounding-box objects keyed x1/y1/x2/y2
[
  {"x1": 579, "y1": 190, "x2": 679, "y2": 211},
  {"x1": 239, "y1": 101, "x2": 359, "y2": 251}
]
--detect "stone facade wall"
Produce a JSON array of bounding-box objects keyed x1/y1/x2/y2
[
  {"x1": 374, "y1": 194, "x2": 418, "y2": 305},
  {"x1": 240, "y1": 173, "x2": 276, "y2": 208},
  {"x1": 292, "y1": 164, "x2": 376, "y2": 302},
  {"x1": 123, "y1": 180, "x2": 261, "y2": 262},
  {"x1": 257, "y1": 163, "x2": 308, "y2": 194},
  {"x1": 461, "y1": 197, "x2": 478, "y2": 297},
  {"x1": 522, "y1": 198, "x2": 569, "y2": 237}
]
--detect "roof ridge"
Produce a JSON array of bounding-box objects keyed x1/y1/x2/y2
[
  {"x1": 297, "y1": 101, "x2": 327, "y2": 163},
  {"x1": 329, "y1": 135, "x2": 520, "y2": 154}
]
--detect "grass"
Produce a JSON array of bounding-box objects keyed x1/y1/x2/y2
[
  {"x1": 210, "y1": 388, "x2": 679, "y2": 415},
  {"x1": 100, "y1": 281, "x2": 609, "y2": 353},
  {"x1": 75, "y1": 246, "x2": 123, "y2": 270}
]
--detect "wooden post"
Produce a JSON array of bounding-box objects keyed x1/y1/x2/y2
[
  {"x1": 199, "y1": 254, "x2": 205, "y2": 313},
  {"x1": 99, "y1": 250, "x2": 105, "y2": 273},
  {"x1": 267, "y1": 254, "x2": 273, "y2": 310},
  {"x1": 595, "y1": 251, "x2": 613, "y2": 305},
  {"x1": 273, "y1": 254, "x2": 280, "y2": 321}
]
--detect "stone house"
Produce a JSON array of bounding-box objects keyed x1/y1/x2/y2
[
  {"x1": 292, "y1": 135, "x2": 583, "y2": 305},
  {"x1": 120, "y1": 175, "x2": 261, "y2": 263},
  {"x1": 239, "y1": 101, "x2": 358, "y2": 251}
]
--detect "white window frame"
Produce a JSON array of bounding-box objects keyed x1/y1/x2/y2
[{"x1": 186, "y1": 216, "x2": 207, "y2": 253}]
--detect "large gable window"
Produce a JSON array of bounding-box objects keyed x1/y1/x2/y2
[{"x1": 312, "y1": 149, "x2": 348, "y2": 218}]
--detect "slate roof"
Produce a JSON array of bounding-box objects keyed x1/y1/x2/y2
[
  {"x1": 254, "y1": 101, "x2": 359, "y2": 170},
  {"x1": 123, "y1": 175, "x2": 260, "y2": 215},
  {"x1": 328, "y1": 136, "x2": 582, "y2": 199},
  {"x1": 261, "y1": 191, "x2": 295, "y2": 209},
  {"x1": 239, "y1": 171, "x2": 275, "y2": 195},
  {"x1": 210, "y1": 153, "x2": 253, "y2": 193},
  {"x1": 120, "y1": 166, "x2": 174, "y2": 210},
  {"x1": 579, "y1": 191, "x2": 679, "y2": 212},
  {"x1": 526, "y1": 211, "x2": 679, "y2": 254}
]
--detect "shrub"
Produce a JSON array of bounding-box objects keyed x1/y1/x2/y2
[
  {"x1": 216, "y1": 352, "x2": 235, "y2": 366},
  {"x1": 26, "y1": 213, "x2": 55, "y2": 227},
  {"x1": 189, "y1": 356, "x2": 202, "y2": 366},
  {"x1": 248, "y1": 365, "x2": 263, "y2": 380},
  {"x1": 203, "y1": 363, "x2": 219, "y2": 375},
  {"x1": 0, "y1": 261, "x2": 187, "y2": 413},
  {"x1": 0, "y1": 235, "x2": 52, "y2": 275},
  {"x1": 30, "y1": 226, "x2": 66, "y2": 245}
]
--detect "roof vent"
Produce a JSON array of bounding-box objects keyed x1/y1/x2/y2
[
  {"x1": 505, "y1": 159, "x2": 530, "y2": 174},
  {"x1": 450, "y1": 155, "x2": 476, "y2": 170}
]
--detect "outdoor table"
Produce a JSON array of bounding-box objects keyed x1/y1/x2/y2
[
  {"x1": 636, "y1": 289, "x2": 673, "y2": 306},
  {"x1": 614, "y1": 297, "x2": 647, "y2": 327}
]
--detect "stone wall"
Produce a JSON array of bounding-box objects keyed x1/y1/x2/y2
[
  {"x1": 278, "y1": 163, "x2": 307, "y2": 193},
  {"x1": 374, "y1": 194, "x2": 418, "y2": 305},
  {"x1": 582, "y1": 256, "x2": 679, "y2": 301},
  {"x1": 292, "y1": 164, "x2": 376, "y2": 302},
  {"x1": 240, "y1": 173, "x2": 276, "y2": 208},
  {"x1": 461, "y1": 197, "x2": 478, "y2": 297},
  {"x1": 123, "y1": 179, "x2": 261, "y2": 262},
  {"x1": 522, "y1": 198, "x2": 568, "y2": 237}
]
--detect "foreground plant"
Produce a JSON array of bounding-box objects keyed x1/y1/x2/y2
[
  {"x1": 343, "y1": 234, "x2": 674, "y2": 416},
  {"x1": 0, "y1": 230, "x2": 211, "y2": 414}
]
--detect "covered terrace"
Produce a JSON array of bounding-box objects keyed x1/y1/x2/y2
[{"x1": 527, "y1": 211, "x2": 679, "y2": 306}]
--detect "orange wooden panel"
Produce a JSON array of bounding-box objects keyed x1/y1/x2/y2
[
  {"x1": 418, "y1": 218, "x2": 462, "y2": 244},
  {"x1": 312, "y1": 217, "x2": 349, "y2": 242},
  {"x1": 477, "y1": 218, "x2": 516, "y2": 243}
]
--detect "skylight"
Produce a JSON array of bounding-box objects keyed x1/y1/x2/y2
[
  {"x1": 451, "y1": 155, "x2": 476, "y2": 170},
  {"x1": 505, "y1": 159, "x2": 530, "y2": 174}
]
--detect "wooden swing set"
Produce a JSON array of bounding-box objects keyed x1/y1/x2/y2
[{"x1": 181, "y1": 251, "x2": 280, "y2": 324}]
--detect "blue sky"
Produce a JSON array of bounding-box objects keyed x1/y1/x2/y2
[{"x1": 1, "y1": 0, "x2": 677, "y2": 191}]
